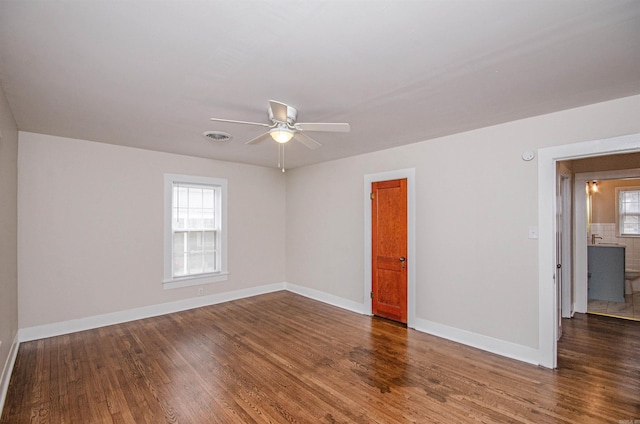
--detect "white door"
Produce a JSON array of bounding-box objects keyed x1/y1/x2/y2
[
  {"x1": 556, "y1": 174, "x2": 573, "y2": 340},
  {"x1": 560, "y1": 175, "x2": 573, "y2": 318}
]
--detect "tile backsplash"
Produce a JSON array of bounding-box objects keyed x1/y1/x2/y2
[{"x1": 590, "y1": 223, "x2": 640, "y2": 271}]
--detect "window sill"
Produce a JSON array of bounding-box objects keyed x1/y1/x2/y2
[{"x1": 163, "y1": 272, "x2": 229, "y2": 290}]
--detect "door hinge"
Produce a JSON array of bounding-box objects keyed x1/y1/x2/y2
[
  {"x1": 370, "y1": 291, "x2": 374, "y2": 299},
  {"x1": 370, "y1": 193, "x2": 375, "y2": 200}
]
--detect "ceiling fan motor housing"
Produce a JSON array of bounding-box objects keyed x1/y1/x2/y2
[{"x1": 269, "y1": 105, "x2": 298, "y2": 125}]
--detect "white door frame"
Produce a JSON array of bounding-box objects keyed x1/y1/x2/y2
[
  {"x1": 364, "y1": 168, "x2": 416, "y2": 327},
  {"x1": 538, "y1": 133, "x2": 640, "y2": 368}
]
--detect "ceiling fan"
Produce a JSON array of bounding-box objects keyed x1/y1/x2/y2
[{"x1": 210, "y1": 100, "x2": 350, "y2": 150}]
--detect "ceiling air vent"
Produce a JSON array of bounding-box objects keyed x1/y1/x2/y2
[{"x1": 203, "y1": 131, "x2": 232, "y2": 142}]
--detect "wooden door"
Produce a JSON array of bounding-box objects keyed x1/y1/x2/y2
[{"x1": 371, "y1": 178, "x2": 408, "y2": 323}]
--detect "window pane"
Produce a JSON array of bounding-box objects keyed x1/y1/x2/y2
[
  {"x1": 176, "y1": 186, "x2": 189, "y2": 208},
  {"x1": 188, "y1": 187, "x2": 203, "y2": 209},
  {"x1": 203, "y1": 256, "x2": 216, "y2": 273},
  {"x1": 176, "y1": 207, "x2": 188, "y2": 229},
  {"x1": 173, "y1": 186, "x2": 218, "y2": 231},
  {"x1": 169, "y1": 179, "x2": 222, "y2": 280},
  {"x1": 188, "y1": 231, "x2": 203, "y2": 251},
  {"x1": 624, "y1": 202, "x2": 639, "y2": 214},
  {"x1": 189, "y1": 208, "x2": 203, "y2": 229},
  {"x1": 204, "y1": 230, "x2": 216, "y2": 252},
  {"x1": 187, "y1": 231, "x2": 202, "y2": 274},
  {"x1": 203, "y1": 208, "x2": 214, "y2": 229},
  {"x1": 619, "y1": 189, "x2": 640, "y2": 236},
  {"x1": 203, "y1": 232, "x2": 216, "y2": 272},
  {"x1": 188, "y1": 252, "x2": 203, "y2": 275},
  {"x1": 173, "y1": 232, "x2": 186, "y2": 276},
  {"x1": 203, "y1": 188, "x2": 215, "y2": 209},
  {"x1": 623, "y1": 191, "x2": 639, "y2": 202}
]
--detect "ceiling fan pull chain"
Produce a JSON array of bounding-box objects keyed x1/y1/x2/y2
[
  {"x1": 281, "y1": 144, "x2": 285, "y2": 173},
  {"x1": 277, "y1": 143, "x2": 281, "y2": 169}
]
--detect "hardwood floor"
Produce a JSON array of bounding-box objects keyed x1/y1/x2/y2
[{"x1": 2, "y1": 291, "x2": 639, "y2": 423}]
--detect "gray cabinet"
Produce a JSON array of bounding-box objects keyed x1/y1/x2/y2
[{"x1": 588, "y1": 245, "x2": 625, "y2": 303}]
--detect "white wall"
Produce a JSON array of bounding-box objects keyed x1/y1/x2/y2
[
  {"x1": 0, "y1": 85, "x2": 18, "y2": 397},
  {"x1": 18, "y1": 132, "x2": 286, "y2": 329},
  {"x1": 286, "y1": 95, "x2": 640, "y2": 351},
  {"x1": 13, "y1": 94, "x2": 640, "y2": 364}
]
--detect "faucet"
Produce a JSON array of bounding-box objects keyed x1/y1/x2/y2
[{"x1": 591, "y1": 234, "x2": 603, "y2": 244}]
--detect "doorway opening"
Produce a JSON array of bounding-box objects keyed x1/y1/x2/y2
[
  {"x1": 538, "y1": 133, "x2": 640, "y2": 368},
  {"x1": 573, "y1": 171, "x2": 640, "y2": 321}
]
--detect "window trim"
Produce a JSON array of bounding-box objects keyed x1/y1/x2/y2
[
  {"x1": 163, "y1": 173, "x2": 228, "y2": 289},
  {"x1": 616, "y1": 186, "x2": 640, "y2": 238}
]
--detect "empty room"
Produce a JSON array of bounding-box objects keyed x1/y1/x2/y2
[{"x1": 1, "y1": 1, "x2": 639, "y2": 423}]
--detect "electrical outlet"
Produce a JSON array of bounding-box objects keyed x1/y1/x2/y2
[{"x1": 197, "y1": 288, "x2": 204, "y2": 296}]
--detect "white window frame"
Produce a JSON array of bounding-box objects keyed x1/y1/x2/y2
[
  {"x1": 164, "y1": 174, "x2": 228, "y2": 289},
  {"x1": 616, "y1": 186, "x2": 640, "y2": 238}
]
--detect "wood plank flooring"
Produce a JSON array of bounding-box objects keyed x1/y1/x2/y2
[{"x1": 2, "y1": 291, "x2": 639, "y2": 423}]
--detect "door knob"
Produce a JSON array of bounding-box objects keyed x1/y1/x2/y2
[{"x1": 400, "y1": 256, "x2": 406, "y2": 268}]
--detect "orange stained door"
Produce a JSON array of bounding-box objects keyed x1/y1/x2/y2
[{"x1": 371, "y1": 178, "x2": 408, "y2": 323}]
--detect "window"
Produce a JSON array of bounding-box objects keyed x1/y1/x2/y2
[
  {"x1": 617, "y1": 187, "x2": 640, "y2": 237},
  {"x1": 164, "y1": 174, "x2": 227, "y2": 289}
]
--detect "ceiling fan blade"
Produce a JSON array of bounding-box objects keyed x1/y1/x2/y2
[
  {"x1": 295, "y1": 132, "x2": 322, "y2": 150},
  {"x1": 210, "y1": 117, "x2": 271, "y2": 128},
  {"x1": 269, "y1": 100, "x2": 289, "y2": 123},
  {"x1": 294, "y1": 122, "x2": 350, "y2": 133},
  {"x1": 245, "y1": 132, "x2": 271, "y2": 145}
]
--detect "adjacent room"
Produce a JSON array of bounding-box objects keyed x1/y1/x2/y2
[{"x1": 1, "y1": 1, "x2": 639, "y2": 422}]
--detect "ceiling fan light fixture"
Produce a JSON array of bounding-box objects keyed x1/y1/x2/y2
[{"x1": 270, "y1": 127, "x2": 294, "y2": 144}]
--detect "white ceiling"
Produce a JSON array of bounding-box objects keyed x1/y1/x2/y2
[{"x1": 1, "y1": 1, "x2": 639, "y2": 169}]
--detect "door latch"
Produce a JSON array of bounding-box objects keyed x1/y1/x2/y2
[{"x1": 400, "y1": 256, "x2": 406, "y2": 269}]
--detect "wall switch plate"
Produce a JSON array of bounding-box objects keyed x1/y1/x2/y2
[{"x1": 528, "y1": 226, "x2": 538, "y2": 239}]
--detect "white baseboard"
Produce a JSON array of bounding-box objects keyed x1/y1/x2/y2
[
  {"x1": 285, "y1": 283, "x2": 366, "y2": 315},
  {"x1": 413, "y1": 317, "x2": 540, "y2": 366},
  {"x1": 18, "y1": 282, "x2": 286, "y2": 342},
  {"x1": 16, "y1": 282, "x2": 540, "y2": 368},
  {"x1": 0, "y1": 334, "x2": 20, "y2": 418},
  {"x1": 282, "y1": 284, "x2": 540, "y2": 365}
]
